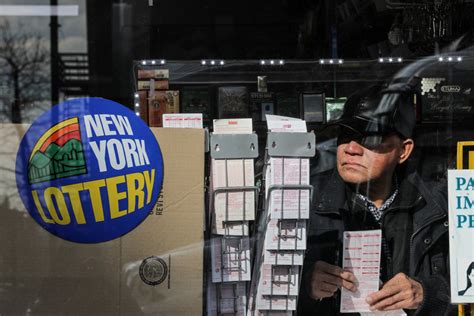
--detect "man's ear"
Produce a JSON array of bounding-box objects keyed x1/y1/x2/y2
[{"x1": 399, "y1": 138, "x2": 414, "y2": 164}]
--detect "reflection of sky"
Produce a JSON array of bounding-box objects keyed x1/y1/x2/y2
[{"x1": 0, "y1": 0, "x2": 87, "y2": 53}]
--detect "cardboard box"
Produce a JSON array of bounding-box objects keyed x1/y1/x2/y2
[
  {"x1": 137, "y1": 69, "x2": 169, "y2": 80},
  {"x1": 0, "y1": 125, "x2": 205, "y2": 315},
  {"x1": 138, "y1": 79, "x2": 169, "y2": 91},
  {"x1": 148, "y1": 91, "x2": 180, "y2": 127}
]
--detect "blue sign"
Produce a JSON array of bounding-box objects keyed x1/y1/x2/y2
[{"x1": 16, "y1": 98, "x2": 164, "y2": 243}]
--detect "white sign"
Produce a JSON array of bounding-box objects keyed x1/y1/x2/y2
[
  {"x1": 163, "y1": 113, "x2": 203, "y2": 128},
  {"x1": 0, "y1": 5, "x2": 79, "y2": 16},
  {"x1": 449, "y1": 170, "x2": 474, "y2": 303}
]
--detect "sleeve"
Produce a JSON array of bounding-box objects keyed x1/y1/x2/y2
[
  {"x1": 413, "y1": 273, "x2": 453, "y2": 316},
  {"x1": 297, "y1": 241, "x2": 333, "y2": 315},
  {"x1": 297, "y1": 211, "x2": 342, "y2": 315},
  {"x1": 413, "y1": 180, "x2": 455, "y2": 315}
]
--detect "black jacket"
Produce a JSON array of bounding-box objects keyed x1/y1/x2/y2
[{"x1": 297, "y1": 169, "x2": 455, "y2": 315}]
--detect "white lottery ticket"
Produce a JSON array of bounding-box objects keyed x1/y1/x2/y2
[
  {"x1": 267, "y1": 157, "x2": 310, "y2": 219},
  {"x1": 247, "y1": 275, "x2": 296, "y2": 314},
  {"x1": 213, "y1": 118, "x2": 253, "y2": 134},
  {"x1": 212, "y1": 159, "x2": 255, "y2": 222},
  {"x1": 257, "y1": 312, "x2": 293, "y2": 316},
  {"x1": 267, "y1": 120, "x2": 307, "y2": 133},
  {"x1": 259, "y1": 263, "x2": 299, "y2": 296},
  {"x1": 266, "y1": 114, "x2": 306, "y2": 132},
  {"x1": 340, "y1": 230, "x2": 382, "y2": 313},
  {"x1": 163, "y1": 113, "x2": 203, "y2": 128},
  {"x1": 212, "y1": 218, "x2": 249, "y2": 236},
  {"x1": 211, "y1": 236, "x2": 251, "y2": 283},
  {"x1": 265, "y1": 114, "x2": 302, "y2": 122},
  {"x1": 255, "y1": 290, "x2": 297, "y2": 311},
  {"x1": 263, "y1": 250, "x2": 304, "y2": 266},
  {"x1": 264, "y1": 219, "x2": 306, "y2": 250},
  {"x1": 360, "y1": 310, "x2": 407, "y2": 316},
  {"x1": 207, "y1": 275, "x2": 247, "y2": 316}
]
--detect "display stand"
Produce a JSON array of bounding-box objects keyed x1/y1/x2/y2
[
  {"x1": 248, "y1": 131, "x2": 315, "y2": 315},
  {"x1": 208, "y1": 132, "x2": 259, "y2": 315},
  {"x1": 215, "y1": 282, "x2": 242, "y2": 315}
]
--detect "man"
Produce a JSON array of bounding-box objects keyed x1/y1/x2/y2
[{"x1": 298, "y1": 82, "x2": 454, "y2": 315}]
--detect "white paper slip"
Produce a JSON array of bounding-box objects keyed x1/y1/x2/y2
[
  {"x1": 247, "y1": 279, "x2": 296, "y2": 313},
  {"x1": 257, "y1": 311, "x2": 293, "y2": 316},
  {"x1": 207, "y1": 276, "x2": 247, "y2": 316},
  {"x1": 259, "y1": 263, "x2": 299, "y2": 296},
  {"x1": 265, "y1": 114, "x2": 302, "y2": 122},
  {"x1": 360, "y1": 310, "x2": 407, "y2": 316},
  {"x1": 263, "y1": 250, "x2": 304, "y2": 266},
  {"x1": 266, "y1": 114, "x2": 306, "y2": 132},
  {"x1": 264, "y1": 219, "x2": 306, "y2": 250},
  {"x1": 213, "y1": 219, "x2": 249, "y2": 236},
  {"x1": 211, "y1": 236, "x2": 251, "y2": 283},
  {"x1": 255, "y1": 292, "x2": 297, "y2": 311},
  {"x1": 212, "y1": 159, "x2": 255, "y2": 221},
  {"x1": 163, "y1": 113, "x2": 203, "y2": 128},
  {"x1": 340, "y1": 230, "x2": 382, "y2": 314},
  {"x1": 267, "y1": 158, "x2": 310, "y2": 219},
  {"x1": 267, "y1": 120, "x2": 307, "y2": 133},
  {"x1": 213, "y1": 118, "x2": 253, "y2": 134}
]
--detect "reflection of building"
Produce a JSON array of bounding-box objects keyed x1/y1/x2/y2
[{"x1": 58, "y1": 53, "x2": 89, "y2": 99}]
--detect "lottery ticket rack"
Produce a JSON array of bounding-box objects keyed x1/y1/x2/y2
[
  {"x1": 206, "y1": 129, "x2": 316, "y2": 315},
  {"x1": 248, "y1": 131, "x2": 315, "y2": 315},
  {"x1": 207, "y1": 132, "x2": 259, "y2": 316}
]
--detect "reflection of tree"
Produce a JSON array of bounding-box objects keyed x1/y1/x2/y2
[{"x1": 0, "y1": 21, "x2": 49, "y2": 123}]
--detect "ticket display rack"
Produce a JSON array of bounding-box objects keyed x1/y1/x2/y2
[
  {"x1": 207, "y1": 132, "x2": 260, "y2": 316},
  {"x1": 248, "y1": 131, "x2": 315, "y2": 315}
]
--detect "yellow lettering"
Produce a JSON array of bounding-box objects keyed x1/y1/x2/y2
[
  {"x1": 83, "y1": 179, "x2": 106, "y2": 222},
  {"x1": 29, "y1": 170, "x2": 156, "y2": 225},
  {"x1": 32, "y1": 190, "x2": 54, "y2": 224},
  {"x1": 44, "y1": 187, "x2": 70, "y2": 225},
  {"x1": 62, "y1": 183, "x2": 86, "y2": 224},
  {"x1": 106, "y1": 175, "x2": 127, "y2": 219},
  {"x1": 143, "y1": 169, "x2": 156, "y2": 204},
  {"x1": 126, "y1": 172, "x2": 145, "y2": 213}
]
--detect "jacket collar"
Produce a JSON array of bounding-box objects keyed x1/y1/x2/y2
[
  {"x1": 313, "y1": 169, "x2": 348, "y2": 214},
  {"x1": 401, "y1": 173, "x2": 447, "y2": 230},
  {"x1": 313, "y1": 170, "x2": 446, "y2": 229}
]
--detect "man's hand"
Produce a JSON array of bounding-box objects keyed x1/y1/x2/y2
[
  {"x1": 366, "y1": 272, "x2": 423, "y2": 311},
  {"x1": 309, "y1": 261, "x2": 358, "y2": 300}
]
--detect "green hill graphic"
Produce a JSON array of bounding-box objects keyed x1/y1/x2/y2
[
  {"x1": 28, "y1": 138, "x2": 87, "y2": 184},
  {"x1": 44, "y1": 142, "x2": 60, "y2": 158}
]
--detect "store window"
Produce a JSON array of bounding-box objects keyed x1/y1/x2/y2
[{"x1": 1, "y1": 1, "x2": 474, "y2": 315}]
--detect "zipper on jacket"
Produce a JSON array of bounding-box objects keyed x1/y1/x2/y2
[{"x1": 379, "y1": 195, "x2": 423, "y2": 279}]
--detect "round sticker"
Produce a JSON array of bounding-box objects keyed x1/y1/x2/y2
[
  {"x1": 15, "y1": 98, "x2": 164, "y2": 243},
  {"x1": 139, "y1": 256, "x2": 168, "y2": 286}
]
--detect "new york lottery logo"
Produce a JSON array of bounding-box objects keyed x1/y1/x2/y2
[
  {"x1": 16, "y1": 98, "x2": 164, "y2": 243},
  {"x1": 28, "y1": 117, "x2": 87, "y2": 184}
]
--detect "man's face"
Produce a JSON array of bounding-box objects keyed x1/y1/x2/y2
[{"x1": 336, "y1": 132, "x2": 408, "y2": 185}]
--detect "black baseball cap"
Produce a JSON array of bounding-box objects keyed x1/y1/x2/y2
[{"x1": 329, "y1": 81, "x2": 417, "y2": 145}]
